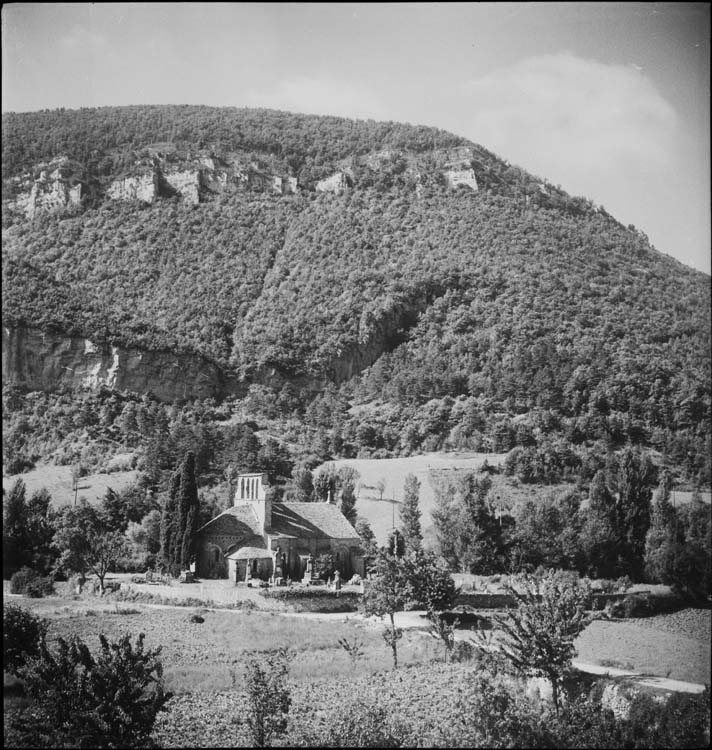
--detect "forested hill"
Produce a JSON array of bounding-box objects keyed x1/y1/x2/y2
[{"x1": 2, "y1": 105, "x2": 710, "y2": 482}]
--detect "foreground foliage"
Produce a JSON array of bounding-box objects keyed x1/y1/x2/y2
[
  {"x1": 3, "y1": 603, "x2": 49, "y2": 676},
  {"x1": 150, "y1": 660, "x2": 711, "y2": 748},
  {"x1": 240, "y1": 648, "x2": 292, "y2": 748},
  {"x1": 6, "y1": 631, "x2": 171, "y2": 748},
  {"x1": 492, "y1": 569, "x2": 592, "y2": 711}
]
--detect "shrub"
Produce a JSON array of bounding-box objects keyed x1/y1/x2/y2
[
  {"x1": 337, "y1": 636, "x2": 365, "y2": 667},
  {"x1": 23, "y1": 576, "x2": 56, "y2": 598},
  {"x1": 3, "y1": 603, "x2": 49, "y2": 676},
  {"x1": 549, "y1": 692, "x2": 625, "y2": 748},
  {"x1": 608, "y1": 593, "x2": 651, "y2": 618},
  {"x1": 10, "y1": 567, "x2": 55, "y2": 597},
  {"x1": 434, "y1": 671, "x2": 549, "y2": 747},
  {"x1": 622, "y1": 688, "x2": 711, "y2": 748},
  {"x1": 452, "y1": 639, "x2": 476, "y2": 663},
  {"x1": 294, "y1": 697, "x2": 408, "y2": 747},
  {"x1": 242, "y1": 648, "x2": 292, "y2": 747},
  {"x1": 8, "y1": 632, "x2": 171, "y2": 748}
]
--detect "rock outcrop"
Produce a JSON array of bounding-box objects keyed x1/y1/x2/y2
[
  {"x1": 2, "y1": 325, "x2": 243, "y2": 402},
  {"x1": 316, "y1": 170, "x2": 352, "y2": 195},
  {"x1": 164, "y1": 169, "x2": 202, "y2": 204},
  {"x1": 5, "y1": 157, "x2": 83, "y2": 217},
  {"x1": 445, "y1": 169, "x2": 478, "y2": 191},
  {"x1": 106, "y1": 173, "x2": 158, "y2": 203}
]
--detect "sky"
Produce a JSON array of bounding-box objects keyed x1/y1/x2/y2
[{"x1": 2, "y1": 2, "x2": 710, "y2": 274}]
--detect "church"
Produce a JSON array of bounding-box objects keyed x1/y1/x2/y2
[{"x1": 194, "y1": 473, "x2": 364, "y2": 582}]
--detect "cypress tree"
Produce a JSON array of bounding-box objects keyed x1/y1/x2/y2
[
  {"x1": 159, "y1": 471, "x2": 180, "y2": 575},
  {"x1": 178, "y1": 452, "x2": 199, "y2": 571},
  {"x1": 400, "y1": 474, "x2": 423, "y2": 552}
]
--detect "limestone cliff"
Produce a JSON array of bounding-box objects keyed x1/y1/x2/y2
[
  {"x1": 2, "y1": 325, "x2": 243, "y2": 402},
  {"x1": 106, "y1": 172, "x2": 158, "y2": 202},
  {"x1": 316, "y1": 170, "x2": 352, "y2": 195},
  {"x1": 164, "y1": 169, "x2": 202, "y2": 204},
  {"x1": 5, "y1": 157, "x2": 83, "y2": 217},
  {"x1": 445, "y1": 168, "x2": 478, "y2": 191}
]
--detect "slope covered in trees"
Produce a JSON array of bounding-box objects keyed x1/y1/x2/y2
[{"x1": 2, "y1": 105, "x2": 710, "y2": 485}]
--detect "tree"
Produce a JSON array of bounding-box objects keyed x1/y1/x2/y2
[
  {"x1": 491, "y1": 570, "x2": 591, "y2": 712},
  {"x1": 25, "y1": 488, "x2": 57, "y2": 574},
  {"x1": 355, "y1": 516, "x2": 378, "y2": 556},
  {"x1": 52, "y1": 502, "x2": 129, "y2": 593},
  {"x1": 339, "y1": 476, "x2": 358, "y2": 526},
  {"x1": 614, "y1": 448, "x2": 654, "y2": 579},
  {"x1": 313, "y1": 465, "x2": 337, "y2": 502},
  {"x1": 8, "y1": 632, "x2": 170, "y2": 748},
  {"x1": 402, "y1": 549, "x2": 456, "y2": 613},
  {"x1": 3, "y1": 603, "x2": 49, "y2": 676},
  {"x1": 242, "y1": 648, "x2": 292, "y2": 747},
  {"x1": 291, "y1": 465, "x2": 315, "y2": 502},
  {"x1": 644, "y1": 472, "x2": 680, "y2": 585},
  {"x1": 580, "y1": 470, "x2": 622, "y2": 579},
  {"x1": 399, "y1": 473, "x2": 423, "y2": 552},
  {"x1": 432, "y1": 472, "x2": 503, "y2": 573},
  {"x1": 361, "y1": 550, "x2": 408, "y2": 668},
  {"x1": 3, "y1": 478, "x2": 28, "y2": 578},
  {"x1": 160, "y1": 452, "x2": 199, "y2": 576}
]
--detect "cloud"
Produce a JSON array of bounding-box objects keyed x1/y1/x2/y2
[
  {"x1": 462, "y1": 53, "x2": 679, "y2": 192},
  {"x1": 243, "y1": 75, "x2": 388, "y2": 121}
]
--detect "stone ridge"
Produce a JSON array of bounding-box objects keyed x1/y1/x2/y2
[{"x1": 2, "y1": 144, "x2": 484, "y2": 217}]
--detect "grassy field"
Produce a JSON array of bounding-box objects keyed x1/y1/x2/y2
[
  {"x1": 5, "y1": 593, "x2": 441, "y2": 695},
  {"x1": 320, "y1": 451, "x2": 507, "y2": 544},
  {"x1": 5, "y1": 583, "x2": 710, "y2": 747},
  {"x1": 2, "y1": 463, "x2": 138, "y2": 508}
]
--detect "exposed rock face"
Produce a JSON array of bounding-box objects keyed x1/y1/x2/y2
[
  {"x1": 445, "y1": 168, "x2": 478, "y2": 191},
  {"x1": 6, "y1": 157, "x2": 83, "y2": 217},
  {"x1": 316, "y1": 171, "x2": 352, "y2": 195},
  {"x1": 2, "y1": 325, "x2": 242, "y2": 402},
  {"x1": 164, "y1": 169, "x2": 201, "y2": 204},
  {"x1": 438, "y1": 145, "x2": 474, "y2": 168},
  {"x1": 106, "y1": 173, "x2": 158, "y2": 203}
]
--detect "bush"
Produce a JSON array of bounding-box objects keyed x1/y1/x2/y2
[
  {"x1": 622, "y1": 688, "x2": 711, "y2": 748},
  {"x1": 550, "y1": 692, "x2": 625, "y2": 747},
  {"x1": 3, "y1": 603, "x2": 49, "y2": 676},
  {"x1": 7, "y1": 632, "x2": 171, "y2": 748},
  {"x1": 242, "y1": 648, "x2": 292, "y2": 747},
  {"x1": 608, "y1": 593, "x2": 651, "y2": 618},
  {"x1": 434, "y1": 671, "x2": 549, "y2": 747},
  {"x1": 24, "y1": 576, "x2": 56, "y2": 598},
  {"x1": 294, "y1": 697, "x2": 407, "y2": 747},
  {"x1": 10, "y1": 567, "x2": 55, "y2": 597}
]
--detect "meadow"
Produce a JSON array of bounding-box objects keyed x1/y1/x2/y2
[
  {"x1": 5, "y1": 579, "x2": 711, "y2": 747},
  {"x1": 1, "y1": 462, "x2": 137, "y2": 508}
]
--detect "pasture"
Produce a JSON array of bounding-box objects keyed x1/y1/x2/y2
[{"x1": 2, "y1": 462, "x2": 138, "y2": 508}]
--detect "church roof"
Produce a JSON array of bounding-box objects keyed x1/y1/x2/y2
[
  {"x1": 196, "y1": 500, "x2": 360, "y2": 542},
  {"x1": 195, "y1": 503, "x2": 262, "y2": 537},
  {"x1": 271, "y1": 502, "x2": 359, "y2": 540},
  {"x1": 226, "y1": 546, "x2": 272, "y2": 560}
]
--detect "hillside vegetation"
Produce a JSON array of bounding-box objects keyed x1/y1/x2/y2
[{"x1": 2, "y1": 105, "x2": 710, "y2": 488}]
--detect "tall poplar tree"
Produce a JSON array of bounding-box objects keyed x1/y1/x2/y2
[
  {"x1": 614, "y1": 448, "x2": 654, "y2": 580},
  {"x1": 399, "y1": 474, "x2": 423, "y2": 552}
]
